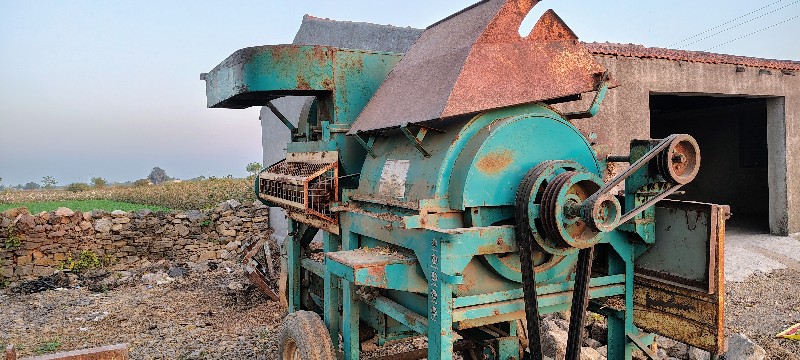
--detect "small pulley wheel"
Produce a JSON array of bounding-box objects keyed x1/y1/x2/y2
[{"x1": 658, "y1": 134, "x2": 700, "y2": 184}]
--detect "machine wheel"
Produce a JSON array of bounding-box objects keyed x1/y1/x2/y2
[{"x1": 278, "y1": 311, "x2": 336, "y2": 360}]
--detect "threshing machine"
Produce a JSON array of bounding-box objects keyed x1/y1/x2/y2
[{"x1": 203, "y1": 1, "x2": 728, "y2": 359}]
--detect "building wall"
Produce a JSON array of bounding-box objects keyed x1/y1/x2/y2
[{"x1": 569, "y1": 56, "x2": 800, "y2": 235}]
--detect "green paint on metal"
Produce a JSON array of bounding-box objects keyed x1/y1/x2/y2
[{"x1": 367, "y1": 296, "x2": 428, "y2": 335}]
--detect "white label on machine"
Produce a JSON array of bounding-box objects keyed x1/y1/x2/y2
[{"x1": 379, "y1": 159, "x2": 410, "y2": 199}]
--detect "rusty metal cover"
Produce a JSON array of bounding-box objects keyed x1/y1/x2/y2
[
  {"x1": 633, "y1": 200, "x2": 728, "y2": 354},
  {"x1": 349, "y1": 0, "x2": 606, "y2": 134}
]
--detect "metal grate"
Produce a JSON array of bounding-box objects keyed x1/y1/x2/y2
[
  {"x1": 259, "y1": 158, "x2": 338, "y2": 225},
  {"x1": 265, "y1": 161, "x2": 329, "y2": 177},
  {"x1": 306, "y1": 166, "x2": 337, "y2": 220}
]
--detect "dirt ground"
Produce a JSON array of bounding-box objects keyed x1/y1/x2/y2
[
  {"x1": 725, "y1": 268, "x2": 800, "y2": 360},
  {"x1": 0, "y1": 262, "x2": 283, "y2": 359},
  {"x1": 2, "y1": 261, "x2": 799, "y2": 359}
]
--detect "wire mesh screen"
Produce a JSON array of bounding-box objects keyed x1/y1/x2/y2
[
  {"x1": 306, "y1": 165, "x2": 337, "y2": 221},
  {"x1": 259, "y1": 159, "x2": 338, "y2": 224}
]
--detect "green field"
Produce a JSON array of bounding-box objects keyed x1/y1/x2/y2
[{"x1": 0, "y1": 200, "x2": 169, "y2": 214}]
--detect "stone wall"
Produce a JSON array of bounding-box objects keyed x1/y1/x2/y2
[{"x1": 0, "y1": 200, "x2": 270, "y2": 282}]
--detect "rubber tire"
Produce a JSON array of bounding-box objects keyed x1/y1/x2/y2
[{"x1": 278, "y1": 310, "x2": 336, "y2": 360}]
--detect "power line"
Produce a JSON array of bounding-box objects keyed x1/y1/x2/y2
[
  {"x1": 705, "y1": 13, "x2": 800, "y2": 51},
  {"x1": 670, "y1": 0, "x2": 785, "y2": 48},
  {"x1": 676, "y1": 0, "x2": 800, "y2": 49}
]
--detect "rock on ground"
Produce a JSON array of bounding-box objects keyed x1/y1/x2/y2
[{"x1": 727, "y1": 333, "x2": 766, "y2": 360}]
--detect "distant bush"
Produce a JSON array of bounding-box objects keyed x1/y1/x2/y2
[
  {"x1": 65, "y1": 183, "x2": 91, "y2": 192},
  {"x1": 132, "y1": 179, "x2": 150, "y2": 187},
  {"x1": 109, "y1": 178, "x2": 254, "y2": 210},
  {"x1": 91, "y1": 177, "x2": 107, "y2": 188}
]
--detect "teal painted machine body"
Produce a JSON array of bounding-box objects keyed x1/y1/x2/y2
[{"x1": 203, "y1": 6, "x2": 726, "y2": 359}]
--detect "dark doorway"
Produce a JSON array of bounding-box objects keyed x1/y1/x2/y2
[{"x1": 650, "y1": 94, "x2": 769, "y2": 232}]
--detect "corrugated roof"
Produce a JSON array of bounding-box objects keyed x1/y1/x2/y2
[{"x1": 584, "y1": 42, "x2": 800, "y2": 71}]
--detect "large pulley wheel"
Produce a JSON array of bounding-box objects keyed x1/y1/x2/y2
[
  {"x1": 278, "y1": 311, "x2": 336, "y2": 360},
  {"x1": 517, "y1": 160, "x2": 617, "y2": 256}
]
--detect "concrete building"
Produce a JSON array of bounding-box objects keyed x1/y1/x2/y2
[{"x1": 259, "y1": 15, "x2": 800, "y2": 236}]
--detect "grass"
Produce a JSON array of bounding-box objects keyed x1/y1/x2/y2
[
  {"x1": 33, "y1": 339, "x2": 61, "y2": 355},
  {"x1": 0, "y1": 199, "x2": 169, "y2": 213},
  {"x1": 1, "y1": 178, "x2": 253, "y2": 210}
]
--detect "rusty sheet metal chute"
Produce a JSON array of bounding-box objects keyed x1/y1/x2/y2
[{"x1": 348, "y1": 1, "x2": 608, "y2": 135}]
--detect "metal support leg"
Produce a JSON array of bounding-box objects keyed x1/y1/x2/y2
[
  {"x1": 343, "y1": 279, "x2": 360, "y2": 360},
  {"x1": 497, "y1": 337, "x2": 521, "y2": 360},
  {"x1": 287, "y1": 220, "x2": 302, "y2": 313},
  {"x1": 428, "y1": 237, "x2": 455, "y2": 360},
  {"x1": 427, "y1": 281, "x2": 454, "y2": 360},
  {"x1": 323, "y1": 232, "x2": 341, "y2": 351},
  {"x1": 607, "y1": 250, "x2": 635, "y2": 359}
]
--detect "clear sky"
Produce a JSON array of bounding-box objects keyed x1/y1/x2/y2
[{"x1": 1, "y1": 0, "x2": 798, "y2": 186}]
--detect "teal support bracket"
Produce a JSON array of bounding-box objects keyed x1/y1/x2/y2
[
  {"x1": 322, "y1": 232, "x2": 341, "y2": 351},
  {"x1": 400, "y1": 125, "x2": 431, "y2": 158},
  {"x1": 286, "y1": 220, "x2": 302, "y2": 313},
  {"x1": 628, "y1": 332, "x2": 658, "y2": 359},
  {"x1": 367, "y1": 296, "x2": 429, "y2": 335},
  {"x1": 564, "y1": 80, "x2": 610, "y2": 120},
  {"x1": 321, "y1": 120, "x2": 332, "y2": 141},
  {"x1": 300, "y1": 258, "x2": 324, "y2": 277},
  {"x1": 266, "y1": 101, "x2": 298, "y2": 133},
  {"x1": 328, "y1": 123, "x2": 351, "y2": 133},
  {"x1": 353, "y1": 133, "x2": 377, "y2": 158},
  {"x1": 342, "y1": 279, "x2": 360, "y2": 360}
]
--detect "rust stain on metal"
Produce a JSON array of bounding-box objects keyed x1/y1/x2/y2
[
  {"x1": 310, "y1": 46, "x2": 329, "y2": 65},
  {"x1": 527, "y1": 9, "x2": 576, "y2": 41},
  {"x1": 296, "y1": 74, "x2": 312, "y2": 90},
  {"x1": 584, "y1": 42, "x2": 800, "y2": 71},
  {"x1": 270, "y1": 44, "x2": 301, "y2": 63},
  {"x1": 476, "y1": 149, "x2": 513, "y2": 174},
  {"x1": 322, "y1": 78, "x2": 334, "y2": 90},
  {"x1": 366, "y1": 266, "x2": 387, "y2": 283},
  {"x1": 349, "y1": 0, "x2": 607, "y2": 134}
]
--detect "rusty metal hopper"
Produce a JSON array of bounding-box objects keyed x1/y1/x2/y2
[{"x1": 349, "y1": 0, "x2": 607, "y2": 134}]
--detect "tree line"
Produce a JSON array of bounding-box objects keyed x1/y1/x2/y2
[{"x1": 1, "y1": 163, "x2": 265, "y2": 192}]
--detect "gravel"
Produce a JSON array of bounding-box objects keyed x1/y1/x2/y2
[{"x1": 726, "y1": 268, "x2": 800, "y2": 360}]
